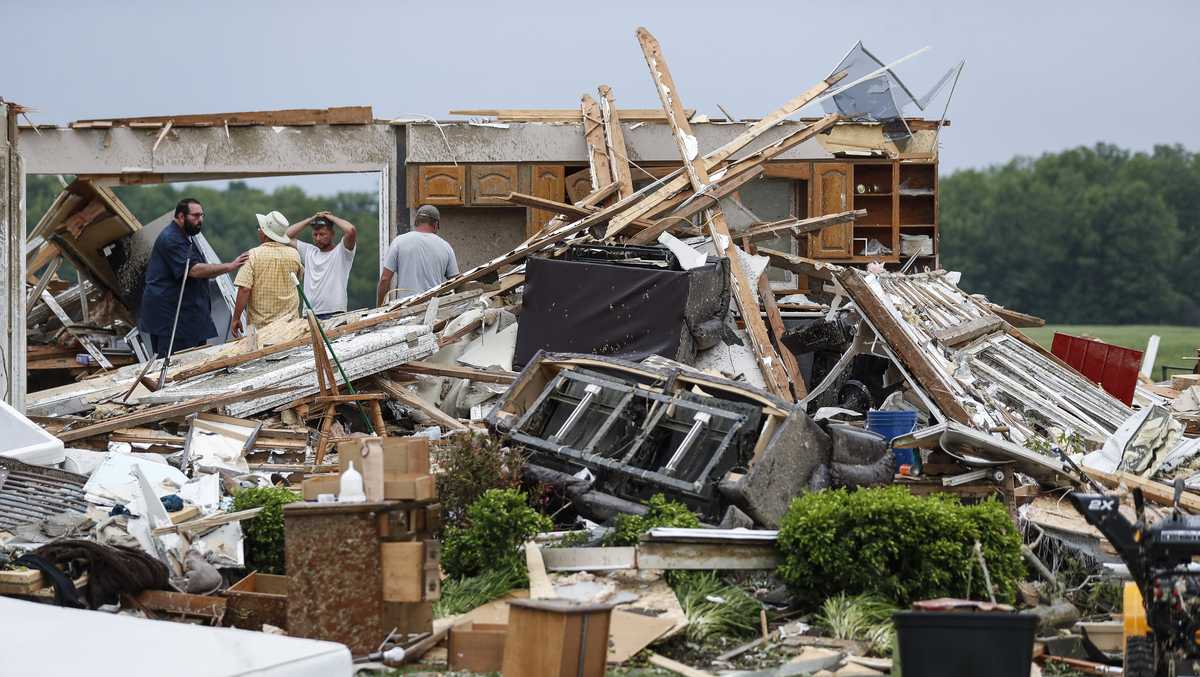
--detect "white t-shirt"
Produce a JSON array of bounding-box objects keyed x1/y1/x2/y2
[{"x1": 295, "y1": 240, "x2": 355, "y2": 314}]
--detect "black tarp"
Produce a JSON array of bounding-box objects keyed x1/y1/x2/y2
[{"x1": 513, "y1": 247, "x2": 729, "y2": 369}]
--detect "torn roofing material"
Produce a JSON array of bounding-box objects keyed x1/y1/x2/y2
[
  {"x1": 833, "y1": 267, "x2": 1132, "y2": 467},
  {"x1": 0, "y1": 458, "x2": 88, "y2": 531}
]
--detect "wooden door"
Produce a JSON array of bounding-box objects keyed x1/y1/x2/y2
[
  {"x1": 526, "y1": 165, "x2": 566, "y2": 237},
  {"x1": 467, "y1": 165, "x2": 518, "y2": 206},
  {"x1": 416, "y1": 165, "x2": 465, "y2": 206},
  {"x1": 808, "y1": 162, "x2": 852, "y2": 258}
]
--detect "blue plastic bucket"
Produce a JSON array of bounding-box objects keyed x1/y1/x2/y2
[{"x1": 867, "y1": 410, "x2": 920, "y2": 470}]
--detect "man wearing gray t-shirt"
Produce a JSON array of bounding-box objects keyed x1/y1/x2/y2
[{"x1": 377, "y1": 204, "x2": 459, "y2": 305}]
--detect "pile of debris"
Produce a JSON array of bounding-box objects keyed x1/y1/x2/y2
[{"x1": 3, "y1": 25, "x2": 1198, "y2": 677}]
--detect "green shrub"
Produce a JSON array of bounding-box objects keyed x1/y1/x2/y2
[
  {"x1": 442, "y1": 488, "x2": 552, "y2": 580},
  {"x1": 434, "y1": 433, "x2": 527, "y2": 529},
  {"x1": 434, "y1": 567, "x2": 528, "y2": 618},
  {"x1": 776, "y1": 487, "x2": 1024, "y2": 607},
  {"x1": 816, "y1": 594, "x2": 898, "y2": 656},
  {"x1": 230, "y1": 486, "x2": 301, "y2": 575},
  {"x1": 603, "y1": 494, "x2": 701, "y2": 546},
  {"x1": 671, "y1": 571, "x2": 762, "y2": 644}
]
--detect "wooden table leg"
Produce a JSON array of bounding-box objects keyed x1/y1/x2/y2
[
  {"x1": 369, "y1": 401, "x2": 387, "y2": 437},
  {"x1": 314, "y1": 403, "x2": 337, "y2": 465}
]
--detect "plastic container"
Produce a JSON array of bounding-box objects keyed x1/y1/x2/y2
[
  {"x1": 867, "y1": 410, "x2": 920, "y2": 470},
  {"x1": 0, "y1": 399, "x2": 65, "y2": 466},
  {"x1": 894, "y1": 611, "x2": 1037, "y2": 677}
]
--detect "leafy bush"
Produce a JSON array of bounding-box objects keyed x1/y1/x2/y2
[
  {"x1": 230, "y1": 486, "x2": 301, "y2": 575},
  {"x1": 776, "y1": 487, "x2": 1024, "y2": 607},
  {"x1": 434, "y1": 433, "x2": 527, "y2": 529},
  {"x1": 442, "y1": 489, "x2": 552, "y2": 580},
  {"x1": 434, "y1": 567, "x2": 528, "y2": 618},
  {"x1": 671, "y1": 571, "x2": 762, "y2": 644},
  {"x1": 603, "y1": 494, "x2": 701, "y2": 546},
  {"x1": 816, "y1": 594, "x2": 898, "y2": 656}
]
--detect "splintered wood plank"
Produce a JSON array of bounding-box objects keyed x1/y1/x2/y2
[
  {"x1": 598, "y1": 85, "x2": 635, "y2": 199},
  {"x1": 56, "y1": 387, "x2": 298, "y2": 443},
  {"x1": 449, "y1": 108, "x2": 693, "y2": 122},
  {"x1": 759, "y1": 273, "x2": 805, "y2": 399},
  {"x1": 580, "y1": 94, "x2": 614, "y2": 196},
  {"x1": 635, "y1": 26, "x2": 791, "y2": 400},
  {"x1": 603, "y1": 114, "x2": 841, "y2": 240},
  {"x1": 374, "y1": 376, "x2": 467, "y2": 431},
  {"x1": 73, "y1": 106, "x2": 372, "y2": 128},
  {"x1": 395, "y1": 361, "x2": 518, "y2": 384},
  {"x1": 627, "y1": 166, "x2": 764, "y2": 245},
  {"x1": 741, "y1": 209, "x2": 865, "y2": 242}
]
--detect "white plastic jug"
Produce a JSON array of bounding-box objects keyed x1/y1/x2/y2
[{"x1": 338, "y1": 461, "x2": 367, "y2": 503}]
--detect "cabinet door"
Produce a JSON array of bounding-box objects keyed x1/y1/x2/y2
[
  {"x1": 526, "y1": 165, "x2": 566, "y2": 237},
  {"x1": 564, "y1": 168, "x2": 595, "y2": 204},
  {"x1": 808, "y1": 162, "x2": 852, "y2": 258},
  {"x1": 416, "y1": 165, "x2": 465, "y2": 206},
  {"x1": 467, "y1": 165, "x2": 519, "y2": 206}
]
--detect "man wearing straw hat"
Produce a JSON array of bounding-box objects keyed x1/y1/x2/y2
[{"x1": 231, "y1": 210, "x2": 304, "y2": 337}]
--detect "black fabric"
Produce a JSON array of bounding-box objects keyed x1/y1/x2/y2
[
  {"x1": 34, "y1": 540, "x2": 171, "y2": 609},
  {"x1": 13, "y1": 553, "x2": 86, "y2": 609},
  {"x1": 514, "y1": 253, "x2": 730, "y2": 369}
]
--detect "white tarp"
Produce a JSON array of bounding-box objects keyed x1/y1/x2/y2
[{"x1": 0, "y1": 596, "x2": 352, "y2": 677}]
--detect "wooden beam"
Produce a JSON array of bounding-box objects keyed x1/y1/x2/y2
[
  {"x1": 627, "y1": 166, "x2": 765, "y2": 245},
  {"x1": 931, "y1": 316, "x2": 1005, "y2": 348},
  {"x1": 759, "y1": 248, "x2": 838, "y2": 281},
  {"x1": 647, "y1": 654, "x2": 715, "y2": 677},
  {"x1": 73, "y1": 106, "x2": 373, "y2": 128},
  {"x1": 449, "y1": 108, "x2": 693, "y2": 122},
  {"x1": 395, "y1": 360, "x2": 518, "y2": 385},
  {"x1": 501, "y1": 192, "x2": 680, "y2": 234},
  {"x1": 636, "y1": 26, "x2": 791, "y2": 401},
  {"x1": 598, "y1": 85, "x2": 635, "y2": 199},
  {"x1": 580, "y1": 95, "x2": 614, "y2": 198},
  {"x1": 602, "y1": 113, "x2": 841, "y2": 240},
  {"x1": 759, "y1": 274, "x2": 805, "y2": 399},
  {"x1": 373, "y1": 376, "x2": 467, "y2": 431},
  {"x1": 986, "y1": 303, "x2": 1046, "y2": 328},
  {"x1": 741, "y1": 209, "x2": 865, "y2": 242},
  {"x1": 1085, "y1": 468, "x2": 1200, "y2": 512},
  {"x1": 56, "y1": 386, "x2": 299, "y2": 443}
]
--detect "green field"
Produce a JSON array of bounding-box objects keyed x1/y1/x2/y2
[{"x1": 1020, "y1": 325, "x2": 1200, "y2": 381}]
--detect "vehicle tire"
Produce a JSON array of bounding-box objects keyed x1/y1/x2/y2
[{"x1": 1124, "y1": 635, "x2": 1155, "y2": 677}]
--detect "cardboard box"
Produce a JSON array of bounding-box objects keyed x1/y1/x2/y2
[
  {"x1": 381, "y1": 542, "x2": 424, "y2": 602},
  {"x1": 301, "y1": 475, "x2": 341, "y2": 501},
  {"x1": 339, "y1": 437, "x2": 433, "y2": 501},
  {"x1": 384, "y1": 474, "x2": 436, "y2": 501},
  {"x1": 382, "y1": 600, "x2": 432, "y2": 636},
  {"x1": 448, "y1": 621, "x2": 508, "y2": 673}
]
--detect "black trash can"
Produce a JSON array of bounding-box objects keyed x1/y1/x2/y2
[{"x1": 894, "y1": 611, "x2": 1038, "y2": 677}]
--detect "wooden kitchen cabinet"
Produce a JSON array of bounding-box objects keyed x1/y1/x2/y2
[
  {"x1": 526, "y1": 165, "x2": 566, "y2": 237},
  {"x1": 467, "y1": 165, "x2": 519, "y2": 206},
  {"x1": 415, "y1": 165, "x2": 465, "y2": 206},
  {"x1": 807, "y1": 162, "x2": 853, "y2": 258}
]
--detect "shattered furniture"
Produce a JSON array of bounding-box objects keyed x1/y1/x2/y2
[
  {"x1": 513, "y1": 244, "x2": 730, "y2": 368},
  {"x1": 491, "y1": 353, "x2": 829, "y2": 526}
]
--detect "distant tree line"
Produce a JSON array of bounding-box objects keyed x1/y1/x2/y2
[
  {"x1": 24, "y1": 142, "x2": 1199, "y2": 324},
  {"x1": 940, "y1": 143, "x2": 1199, "y2": 324}
]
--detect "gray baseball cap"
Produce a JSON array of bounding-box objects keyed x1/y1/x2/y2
[{"x1": 415, "y1": 204, "x2": 441, "y2": 224}]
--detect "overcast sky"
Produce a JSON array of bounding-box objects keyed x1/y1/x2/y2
[{"x1": 6, "y1": 0, "x2": 1198, "y2": 196}]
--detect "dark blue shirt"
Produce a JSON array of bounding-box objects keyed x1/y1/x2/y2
[{"x1": 138, "y1": 223, "x2": 216, "y2": 343}]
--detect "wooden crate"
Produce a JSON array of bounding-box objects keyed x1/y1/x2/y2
[{"x1": 225, "y1": 572, "x2": 289, "y2": 631}]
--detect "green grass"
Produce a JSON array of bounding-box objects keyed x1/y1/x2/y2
[{"x1": 1020, "y1": 325, "x2": 1199, "y2": 381}]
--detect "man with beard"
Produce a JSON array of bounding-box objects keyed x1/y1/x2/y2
[{"x1": 138, "y1": 198, "x2": 249, "y2": 356}]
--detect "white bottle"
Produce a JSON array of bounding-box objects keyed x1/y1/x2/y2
[{"x1": 338, "y1": 461, "x2": 367, "y2": 503}]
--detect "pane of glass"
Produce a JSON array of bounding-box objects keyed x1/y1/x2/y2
[{"x1": 735, "y1": 178, "x2": 795, "y2": 282}]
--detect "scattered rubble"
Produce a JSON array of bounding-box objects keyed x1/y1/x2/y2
[{"x1": 1, "y1": 24, "x2": 1196, "y2": 677}]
